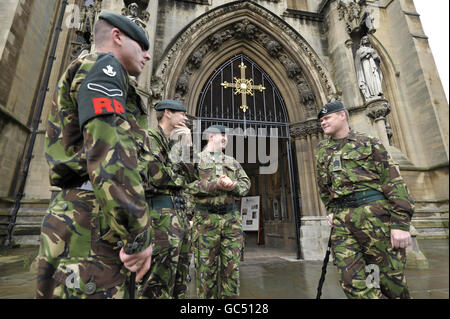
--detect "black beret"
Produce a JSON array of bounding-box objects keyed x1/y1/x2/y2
[
  {"x1": 99, "y1": 12, "x2": 149, "y2": 51},
  {"x1": 318, "y1": 101, "x2": 346, "y2": 120},
  {"x1": 154, "y1": 99, "x2": 187, "y2": 112},
  {"x1": 205, "y1": 125, "x2": 228, "y2": 134}
]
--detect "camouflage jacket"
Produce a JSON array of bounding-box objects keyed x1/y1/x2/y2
[
  {"x1": 45, "y1": 52, "x2": 152, "y2": 254},
  {"x1": 316, "y1": 130, "x2": 414, "y2": 230},
  {"x1": 145, "y1": 125, "x2": 191, "y2": 196},
  {"x1": 187, "y1": 149, "x2": 251, "y2": 206}
]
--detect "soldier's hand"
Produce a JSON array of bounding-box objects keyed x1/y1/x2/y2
[
  {"x1": 119, "y1": 245, "x2": 153, "y2": 282},
  {"x1": 326, "y1": 213, "x2": 334, "y2": 227},
  {"x1": 218, "y1": 175, "x2": 233, "y2": 186},
  {"x1": 171, "y1": 124, "x2": 192, "y2": 147},
  {"x1": 390, "y1": 229, "x2": 412, "y2": 249},
  {"x1": 217, "y1": 175, "x2": 236, "y2": 191}
]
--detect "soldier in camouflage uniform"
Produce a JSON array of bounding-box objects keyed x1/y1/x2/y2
[
  {"x1": 189, "y1": 125, "x2": 251, "y2": 299},
  {"x1": 316, "y1": 101, "x2": 414, "y2": 299},
  {"x1": 139, "y1": 99, "x2": 194, "y2": 299},
  {"x1": 36, "y1": 13, "x2": 153, "y2": 299}
]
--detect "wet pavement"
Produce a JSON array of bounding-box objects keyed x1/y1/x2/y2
[{"x1": 0, "y1": 239, "x2": 448, "y2": 299}]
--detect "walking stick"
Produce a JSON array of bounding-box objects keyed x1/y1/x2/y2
[
  {"x1": 316, "y1": 228, "x2": 333, "y2": 299},
  {"x1": 129, "y1": 272, "x2": 136, "y2": 299}
]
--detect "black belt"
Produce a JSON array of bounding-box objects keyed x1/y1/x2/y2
[
  {"x1": 195, "y1": 203, "x2": 237, "y2": 215},
  {"x1": 148, "y1": 195, "x2": 186, "y2": 210},
  {"x1": 332, "y1": 190, "x2": 385, "y2": 209}
]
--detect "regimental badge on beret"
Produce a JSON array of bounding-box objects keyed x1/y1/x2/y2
[
  {"x1": 317, "y1": 100, "x2": 345, "y2": 120},
  {"x1": 154, "y1": 99, "x2": 187, "y2": 112}
]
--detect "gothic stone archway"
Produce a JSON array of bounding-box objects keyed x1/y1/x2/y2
[{"x1": 152, "y1": 1, "x2": 338, "y2": 259}]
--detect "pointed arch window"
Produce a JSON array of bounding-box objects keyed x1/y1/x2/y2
[{"x1": 197, "y1": 54, "x2": 290, "y2": 138}]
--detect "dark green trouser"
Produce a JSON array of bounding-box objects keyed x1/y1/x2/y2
[
  {"x1": 332, "y1": 199, "x2": 410, "y2": 299},
  {"x1": 193, "y1": 206, "x2": 243, "y2": 299},
  {"x1": 139, "y1": 195, "x2": 191, "y2": 299},
  {"x1": 37, "y1": 189, "x2": 129, "y2": 299}
]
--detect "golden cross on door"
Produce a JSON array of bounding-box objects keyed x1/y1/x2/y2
[{"x1": 221, "y1": 62, "x2": 266, "y2": 112}]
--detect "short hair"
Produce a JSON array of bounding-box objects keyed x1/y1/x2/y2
[
  {"x1": 343, "y1": 109, "x2": 350, "y2": 122},
  {"x1": 93, "y1": 19, "x2": 114, "y2": 48},
  {"x1": 335, "y1": 109, "x2": 350, "y2": 125},
  {"x1": 156, "y1": 110, "x2": 165, "y2": 122}
]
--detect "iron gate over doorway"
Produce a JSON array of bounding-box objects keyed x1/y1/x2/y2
[
  {"x1": 196, "y1": 54, "x2": 302, "y2": 259},
  {"x1": 197, "y1": 54, "x2": 289, "y2": 138}
]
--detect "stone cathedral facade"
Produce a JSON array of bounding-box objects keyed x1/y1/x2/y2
[{"x1": 0, "y1": 0, "x2": 448, "y2": 261}]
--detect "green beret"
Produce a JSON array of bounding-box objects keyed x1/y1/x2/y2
[
  {"x1": 154, "y1": 99, "x2": 187, "y2": 112},
  {"x1": 318, "y1": 101, "x2": 346, "y2": 120},
  {"x1": 99, "y1": 12, "x2": 149, "y2": 51},
  {"x1": 205, "y1": 125, "x2": 228, "y2": 134}
]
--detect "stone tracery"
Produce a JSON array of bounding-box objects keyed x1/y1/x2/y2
[{"x1": 151, "y1": 2, "x2": 337, "y2": 124}]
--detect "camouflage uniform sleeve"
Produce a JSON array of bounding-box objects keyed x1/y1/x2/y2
[
  {"x1": 179, "y1": 150, "x2": 218, "y2": 196},
  {"x1": 185, "y1": 170, "x2": 219, "y2": 197},
  {"x1": 147, "y1": 131, "x2": 185, "y2": 190},
  {"x1": 316, "y1": 141, "x2": 335, "y2": 211},
  {"x1": 231, "y1": 160, "x2": 251, "y2": 197},
  {"x1": 84, "y1": 118, "x2": 151, "y2": 254},
  {"x1": 168, "y1": 139, "x2": 196, "y2": 183},
  {"x1": 79, "y1": 55, "x2": 151, "y2": 255},
  {"x1": 371, "y1": 138, "x2": 414, "y2": 231}
]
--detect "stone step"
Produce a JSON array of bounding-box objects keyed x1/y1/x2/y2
[
  {"x1": 414, "y1": 228, "x2": 449, "y2": 239},
  {"x1": 0, "y1": 246, "x2": 38, "y2": 277},
  {"x1": 0, "y1": 209, "x2": 45, "y2": 245},
  {"x1": 412, "y1": 220, "x2": 449, "y2": 229},
  {"x1": 411, "y1": 211, "x2": 449, "y2": 239}
]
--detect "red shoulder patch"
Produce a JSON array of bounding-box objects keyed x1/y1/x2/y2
[{"x1": 93, "y1": 97, "x2": 125, "y2": 115}]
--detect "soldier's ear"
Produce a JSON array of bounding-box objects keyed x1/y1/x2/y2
[{"x1": 111, "y1": 28, "x2": 123, "y2": 46}]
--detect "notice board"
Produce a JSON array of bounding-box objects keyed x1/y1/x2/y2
[{"x1": 241, "y1": 196, "x2": 260, "y2": 231}]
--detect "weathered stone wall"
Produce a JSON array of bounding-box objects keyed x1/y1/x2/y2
[
  {"x1": 0, "y1": 0, "x2": 20, "y2": 57},
  {"x1": 0, "y1": 0, "x2": 59, "y2": 198},
  {"x1": 384, "y1": 0, "x2": 448, "y2": 167},
  {"x1": 22, "y1": 0, "x2": 81, "y2": 200},
  {"x1": 153, "y1": 0, "x2": 312, "y2": 75}
]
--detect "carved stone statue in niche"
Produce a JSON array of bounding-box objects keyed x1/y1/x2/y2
[
  {"x1": 337, "y1": 0, "x2": 376, "y2": 35},
  {"x1": 121, "y1": 2, "x2": 149, "y2": 29},
  {"x1": 355, "y1": 35, "x2": 383, "y2": 101},
  {"x1": 70, "y1": 0, "x2": 102, "y2": 59},
  {"x1": 337, "y1": 0, "x2": 362, "y2": 34}
]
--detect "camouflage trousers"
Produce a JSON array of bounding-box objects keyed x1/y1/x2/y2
[
  {"x1": 331, "y1": 199, "x2": 410, "y2": 299},
  {"x1": 139, "y1": 207, "x2": 191, "y2": 299},
  {"x1": 36, "y1": 189, "x2": 131, "y2": 299},
  {"x1": 193, "y1": 209, "x2": 243, "y2": 299}
]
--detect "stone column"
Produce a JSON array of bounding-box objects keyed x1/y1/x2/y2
[
  {"x1": 146, "y1": 1, "x2": 160, "y2": 129},
  {"x1": 325, "y1": 1, "x2": 364, "y2": 108},
  {"x1": 365, "y1": 98, "x2": 391, "y2": 147},
  {"x1": 291, "y1": 120, "x2": 323, "y2": 218},
  {"x1": 291, "y1": 120, "x2": 329, "y2": 260}
]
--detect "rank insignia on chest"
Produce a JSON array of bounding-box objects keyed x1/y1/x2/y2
[{"x1": 332, "y1": 153, "x2": 342, "y2": 172}]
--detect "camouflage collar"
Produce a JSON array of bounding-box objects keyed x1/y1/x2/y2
[
  {"x1": 323, "y1": 130, "x2": 358, "y2": 150},
  {"x1": 158, "y1": 125, "x2": 173, "y2": 147},
  {"x1": 327, "y1": 130, "x2": 357, "y2": 143},
  {"x1": 200, "y1": 149, "x2": 223, "y2": 160},
  {"x1": 345, "y1": 130, "x2": 358, "y2": 141},
  {"x1": 148, "y1": 125, "x2": 172, "y2": 154},
  {"x1": 199, "y1": 149, "x2": 235, "y2": 165}
]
